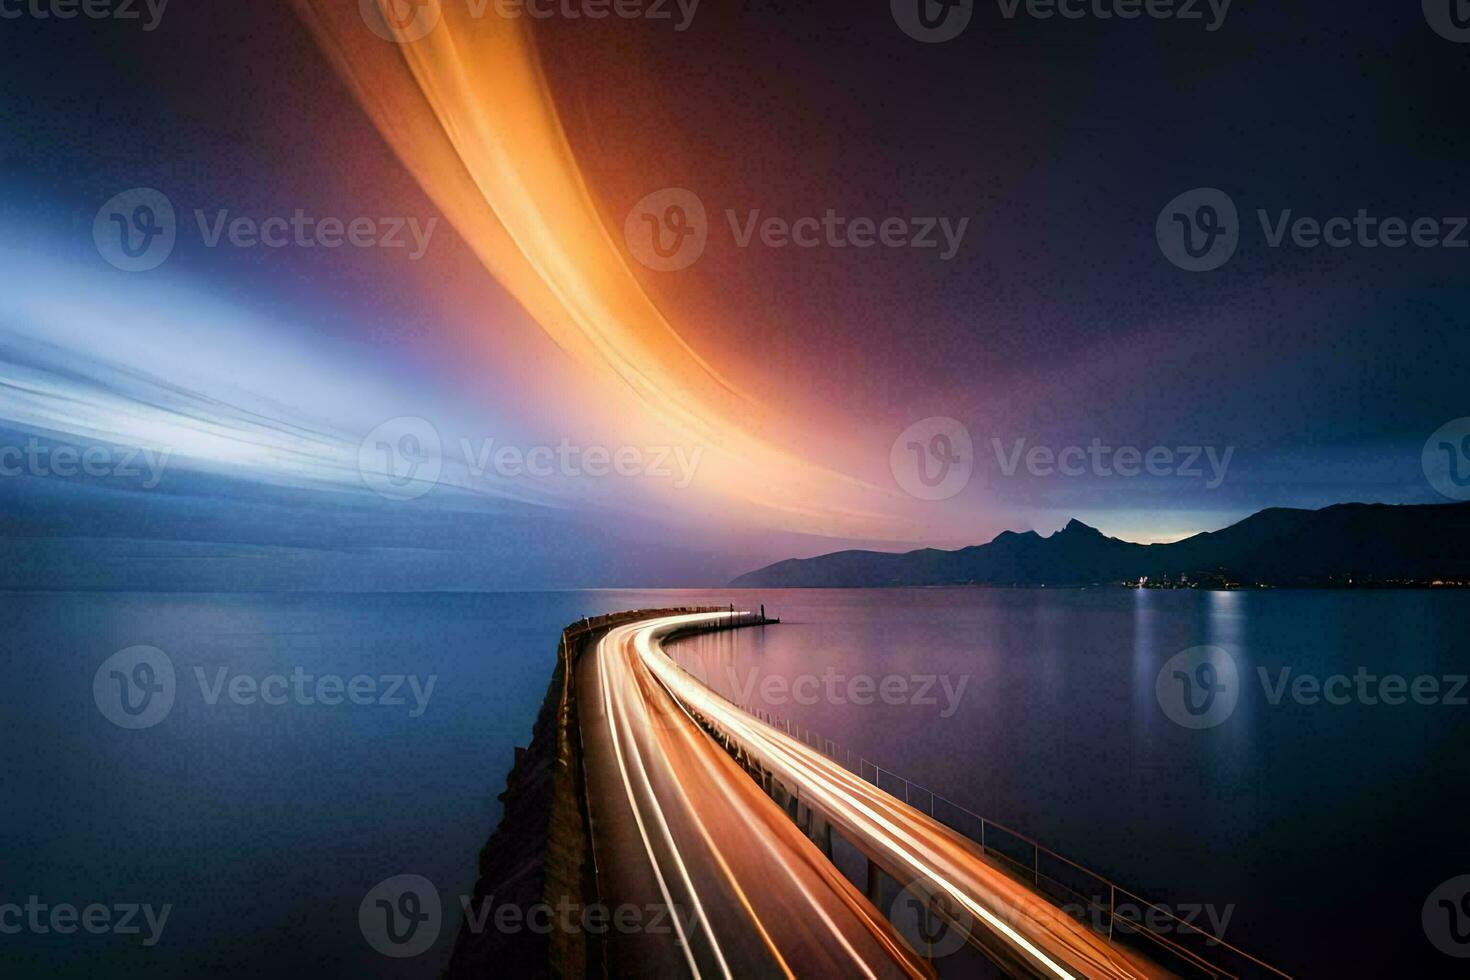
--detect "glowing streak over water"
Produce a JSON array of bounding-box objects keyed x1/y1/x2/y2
[{"x1": 622, "y1": 613, "x2": 1173, "y2": 979}]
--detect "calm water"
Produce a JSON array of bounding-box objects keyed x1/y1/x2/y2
[{"x1": 2, "y1": 588, "x2": 1467, "y2": 977}]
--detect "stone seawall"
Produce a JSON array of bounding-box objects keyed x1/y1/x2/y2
[{"x1": 443, "y1": 607, "x2": 721, "y2": 979}]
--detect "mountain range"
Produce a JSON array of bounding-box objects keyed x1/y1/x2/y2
[{"x1": 730, "y1": 501, "x2": 1470, "y2": 589}]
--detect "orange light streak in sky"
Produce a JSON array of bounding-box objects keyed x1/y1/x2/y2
[{"x1": 291, "y1": 0, "x2": 921, "y2": 540}]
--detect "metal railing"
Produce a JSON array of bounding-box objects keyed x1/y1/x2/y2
[{"x1": 730, "y1": 705, "x2": 1290, "y2": 980}]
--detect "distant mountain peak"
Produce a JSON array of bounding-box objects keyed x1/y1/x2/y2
[
  {"x1": 993, "y1": 529, "x2": 1041, "y2": 542},
  {"x1": 1055, "y1": 518, "x2": 1103, "y2": 538},
  {"x1": 728, "y1": 501, "x2": 1470, "y2": 589}
]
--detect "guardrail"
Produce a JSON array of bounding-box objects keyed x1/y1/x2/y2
[{"x1": 733, "y1": 705, "x2": 1290, "y2": 980}]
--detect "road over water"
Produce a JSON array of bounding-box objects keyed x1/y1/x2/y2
[{"x1": 578, "y1": 611, "x2": 1171, "y2": 979}]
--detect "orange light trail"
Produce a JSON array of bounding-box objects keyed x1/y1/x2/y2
[{"x1": 290, "y1": 1, "x2": 921, "y2": 540}]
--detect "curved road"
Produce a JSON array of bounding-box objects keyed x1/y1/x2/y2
[{"x1": 579, "y1": 611, "x2": 1171, "y2": 979}]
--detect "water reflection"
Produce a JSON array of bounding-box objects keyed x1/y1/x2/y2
[{"x1": 661, "y1": 587, "x2": 1470, "y2": 976}]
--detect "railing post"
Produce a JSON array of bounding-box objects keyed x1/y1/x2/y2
[{"x1": 1108, "y1": 884, "x2": 1116, "y2": 940}]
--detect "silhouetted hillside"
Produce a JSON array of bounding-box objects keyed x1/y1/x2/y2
[{"x1": 730, "y1": 502, "x2": 1470, "y2": 588}]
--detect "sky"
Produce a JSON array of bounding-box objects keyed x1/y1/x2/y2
[{"x1": 1, "y1": 1, "x2": 1468, "y2": 588}]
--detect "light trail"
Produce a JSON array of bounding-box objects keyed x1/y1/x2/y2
[
  {"x1": 625, "y1": 612, "x2": 1176, "y2": 980},
  {"x1": 582, "y1": 618, "x2": 934, "y2": 979},
  {"x1": 289, "y1": 0, "x2": 928, "y2": 541},
  {"x1": 596, "y1": 624, "x2": 710, "y2": 977},
  {"x1": 658, "y1": 660, "x2": 888, "y2": 980}
]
